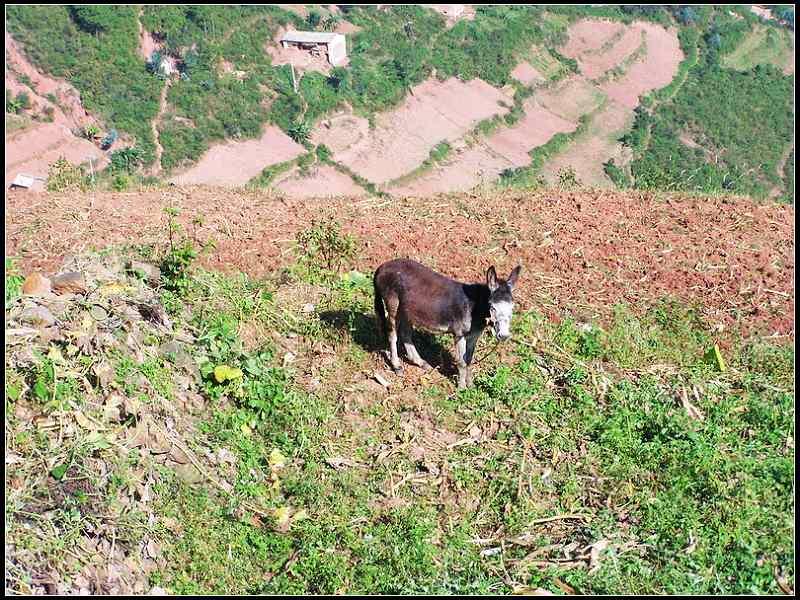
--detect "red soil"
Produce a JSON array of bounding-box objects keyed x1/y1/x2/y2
[
  {"x1": 272, "y1": 164, "x2": 367, "y2": 198},
  {"x1": 5, "y1": 31, "x2": 109, "y2": 188},
  {"x1": 6, "y1": 188, "x2": 794, "y2": 342},
  {"x1": 511, "y1": 62, "x2": 545, "y2": 85},
  {"x1": 315, "y1": 77, "x2": 512, "y2": 184},
  {"x1": 168, "y1": 126, "x2": 305, "y2": 187},
  {"x1": 600, "y1": 22, "x2": 684, "y2": 109}
]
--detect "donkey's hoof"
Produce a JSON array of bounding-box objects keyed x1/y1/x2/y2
[
  {"x1": 392, "y1": 364, "x2": 405, "y2": 375},
  {"x1": 414, "y1": 360, "x2": 433, "y2": 371}
]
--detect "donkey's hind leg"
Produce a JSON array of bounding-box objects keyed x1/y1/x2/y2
[
  {"x1": 399, "y1": 316, "x2": 432, "y2": 371},
  {"x1": 385, "y1": 296, "x2": 404, "y2": 374}
]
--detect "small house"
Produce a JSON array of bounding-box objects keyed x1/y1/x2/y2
[{"x1": 280, "y1": 31, "x2": 347, "y2": 67}]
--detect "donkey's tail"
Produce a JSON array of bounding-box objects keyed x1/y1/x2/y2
[{"x1": 373, "y1": 274, "x2": 387, "y2": 342}]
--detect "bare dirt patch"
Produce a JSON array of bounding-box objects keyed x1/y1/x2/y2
[
  {"x1": 540, "y1": 99, "x2": 633, "y2": 188},
  {"x1": 486, "y1": 101, "x2": 579, "y2": 166},
  {"x1": 389, "y1": 96, "x2": 577, "y2": 196},
  {"x1": 536, "y1": 76, "x2": 605, "y2": 123},
  {"x1": 6, "y1": 123, "x2": 110, "y2": 188},
  {"x1": 5, "y1": 32, "x2": 109, "y2": 187},
  {"x1": 317, "y1": 77, "x2": 512, "y2": 184},
  {"x1": 311, "y1": 112, "x2": 371, "y2": 154},
  {"x1": 511, "y1": 62, "x2": 546, "y2": 86},
  {"x1": 425, "y1": 4, "x2": 476, "y2": 28},
  {"x1": 138, "y1": 20, "x2": 161, "y2": 61},
  {"x1": 751, "y1": 6, "x2": 774, "y2": 20},
  {"x1": 565, "y1": 21, "x2": 645, "y2": 80},
  {"x1": 168, "y1": 125, "x2": 305, "y2": 187},
  {"x1": 535, "y1": 20, "x2": 682, "y2": 188},
  {"x1": 561, "y1": 20, "x2": 626, "y2": 65},
  {"x1": 388, "y1": 143, "x2": 514, "y2": 196},
  {"x1": 272, "y1": 164, "x2": 367, "y2": 198},
  {"x1": 599, "y1": 22, "x2": 683, "y2": 109},
  {"x1": 6, "y1": 188, "x2": 794, "y2": 341}
]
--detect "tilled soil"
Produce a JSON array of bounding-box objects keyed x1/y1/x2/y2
[{"x1": 6, "y1": 187, "x2": 794, "y2": 341}]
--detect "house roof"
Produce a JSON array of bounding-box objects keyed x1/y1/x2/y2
[{"x1": 280, "y1": 31, "x2": 344, "y2": 45}]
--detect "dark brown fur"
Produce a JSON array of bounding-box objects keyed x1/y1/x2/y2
[{"x1": 373, "y1": 258, "x2": 520, "y2": 389}]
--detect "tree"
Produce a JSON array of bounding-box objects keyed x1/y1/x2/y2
[
  {"x1": 306, "y1": 9, "x2": 321, "y2": 29},
  {"x1": 676, "y1": 6, "x2": 697, "y2": 25},
  {"x1": 70, "y1": 6, "x2": 126, "y2": 34}
]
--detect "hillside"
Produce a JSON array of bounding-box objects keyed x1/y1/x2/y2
[
  {"x1": 5, "y1": 186, "x2": 795, "y2": 594},
  {"x1": 5, "y1": 5, "x2": 795, "y2": 201},
  {"x1": 3, "y1": 3, "x2": 796, "y2": 596}
]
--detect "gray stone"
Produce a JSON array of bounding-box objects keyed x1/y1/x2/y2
[
  {"x1": 51, "y1": 272, "x2": 87, "y2": 295},
  {"x1": 127, "y1": 261, "x2": 161, "y2": 286},
  {"x1": 19, "y1": 305, "x2": 56, "y2": 327}
]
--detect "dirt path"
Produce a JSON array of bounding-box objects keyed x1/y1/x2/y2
[
  {"x1": 5, "y1": 187, "x2": 794, "y2": 342},
  {"x1": 150, "y1": 81, "x2": 171, "y2": 176},
  {"x1": 771, "y1": 141, "x2": 794, "y2": 198}
]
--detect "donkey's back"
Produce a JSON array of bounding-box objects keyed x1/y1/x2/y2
[{"x1": 374, "y1": 259, "x2": 471, "y2": 334}]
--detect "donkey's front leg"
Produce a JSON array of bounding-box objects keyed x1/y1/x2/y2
[
  {"x1": 463, "y1": 330, "x2": 482, "y2": 388},
  {"x1": 454, "y1": 335, "x2": 469, "y2": 389}
]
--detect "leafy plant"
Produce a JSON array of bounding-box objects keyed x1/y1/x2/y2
[
  {"x1": 288, "y1": 120, "x2": 311, "y2": 144},
  {"x1": 295, "y1": 216, "x2": 358, "y2": 277},
  {"x1": 160, "y1": 207, "x2": 199, "y2": 295},
  {"x1": 557, "y1": 165, "x2": 581, "y2": 189},
  {"x1": 5, "y1": 259, "x2": 25, "y2": 305},
  {"x1": 109, "y1": 146, "x2": 144, "y2": 174},
  {"x1": 83, "y1": 123, "x2": 101, "y2": 140},
  {"x1": 46, "y1": 157, "x2": 87, "y2": 192}
]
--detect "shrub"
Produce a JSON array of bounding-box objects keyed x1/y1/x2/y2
[
  {"x1": 296, "y1": 217, "x2": 358, "y2": 276},
  {"x1": 109, "y1": 146, "x2": 144, "y2": 173},
  {"x1": 46, "y1": 157, "x2": 87, "y2": 192},
  {"x1": 288, "y1": 120, "x2": 311, "y2": 144},
  {"x1": 315, "y1": 144, "x2": 332, "y2": 163}
]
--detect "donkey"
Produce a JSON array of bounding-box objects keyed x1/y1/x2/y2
[{"x1": 373, "y1": 259, "x2": 522, "y2": 389}]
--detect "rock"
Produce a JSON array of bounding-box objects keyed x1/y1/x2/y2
[
  {"x1": 373, "y1": 371, "x2": 391, "y2": 388},
  {"x1": 159, "y1": 341, "x2": 182, "y2": 357},
  {"x1": 168, "y1": 445, "x2": 190, "y2": 465},
  {"x1": 19, "y1": 305, "x2": 56, "y2": 327},
  {"x1": 171, "y1": 461, "x2": 204, "y2": 485},
  {"x1": 21, "y1": 273, "x2": 51, "y2": 296},
  {"x1": 127, "y1": 261, "x2": 161, "y2": 286},
  {"x1": 51, "y1": 271, "x2": 87, "y2": 295}
]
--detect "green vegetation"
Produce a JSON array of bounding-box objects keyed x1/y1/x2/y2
[
  {"x1": 500, "y1": 110, "x2": 595, "y2": 188},
  {"x1": 146, "y1": 6, "x2": 300, "y2": 169},
  {"x1": 6, "y1": 5, "x2": 794, "y2": 201},
  {"x1": 623, "y1": 9, "x2": 794, "y2": 201},
  {"x1": 247, "y1": 156, "x2": 301, "y2": 190},
  {"x1": 6, "y1": 5, "x2": 163, "y2": 164},
  {"x1": 721, "y1": 23, "x2": 794, "y2": 72},
  {"x1": 5, "y1": 259, "x2": 25, "y2": 305},
  {"x1": 7, "y1": 231, "x2": 793, "y2": 593}
]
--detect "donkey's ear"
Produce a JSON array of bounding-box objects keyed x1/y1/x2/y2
[
  {"x1": 486, "y1": 266, "x2": 499, "y2": 292},
  {"x1": 508, "y1": 265, "x2": 522, "y2": 290}
]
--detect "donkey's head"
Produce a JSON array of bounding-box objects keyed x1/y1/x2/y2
[{"x1": 486, "y1": 265, "x2": 522, "y2": 341}]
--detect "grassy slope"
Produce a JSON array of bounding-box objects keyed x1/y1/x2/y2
[
  {"x1": 5, "y1": 220, "x2": 794, "y2": 594},
  {"x1": 626, "y1": 11, "x2": 795, "y2": 201},
  {"x1": 6, "y1": 5, "x2": 163, "y2": 164}
]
